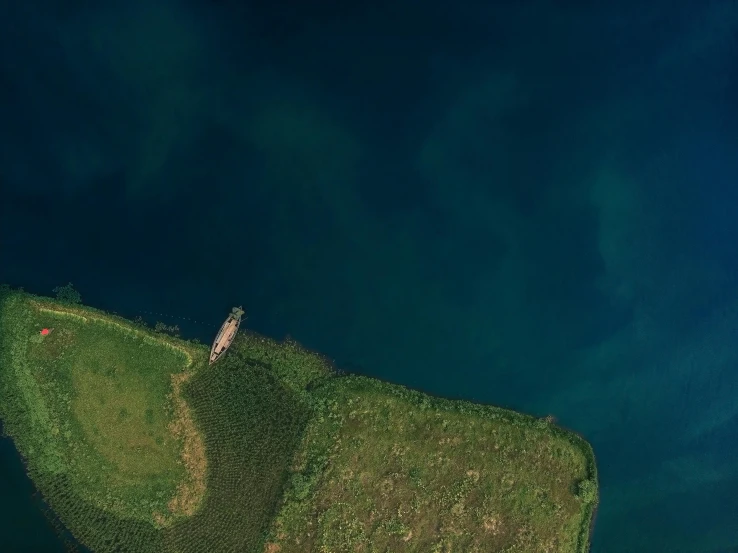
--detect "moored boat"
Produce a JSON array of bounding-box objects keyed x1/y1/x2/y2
[{"x1": 209, "y1": 306, "x2": 245, "y2": 365}]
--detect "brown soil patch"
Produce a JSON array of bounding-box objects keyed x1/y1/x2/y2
[{"x1": 166, "y1": 371, "x2": 207, "y2": 518}]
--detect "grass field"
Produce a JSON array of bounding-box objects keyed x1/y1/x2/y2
[
  {"x1": 0, "y1": 287, "x2": 596, "y2": 552},
  {"x1": 0, "y1": 291, "x2": 205, "y2": 529},
  {"x1": 266, "y1": 376, "x2": 597, "y2": 553}
]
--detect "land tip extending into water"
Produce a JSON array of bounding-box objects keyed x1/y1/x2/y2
[{"x1": 0, "y1": 285, "x2": 597, "y2": 553}]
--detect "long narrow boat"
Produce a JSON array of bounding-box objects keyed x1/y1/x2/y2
[{"x1": 209, "y1": 306, "x2": 245, "y2": 365}]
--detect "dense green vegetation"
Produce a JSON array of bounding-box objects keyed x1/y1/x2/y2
[
  {"x1": 160, "y1": 340, "x2": 314, "y2": 553},
  {"x1": 0, "y1": 286, "x2": 597, "y2": 552},
  {"x1": 265, "y1": 377, "x2": 597, "y2": 553},
  {"x1": 0, "y1": 287, "x2": 315, "y2": 552}
]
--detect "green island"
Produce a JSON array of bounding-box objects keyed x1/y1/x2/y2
[{"x1": 0, "y1": 285, "x2": 597, "y2": 553}]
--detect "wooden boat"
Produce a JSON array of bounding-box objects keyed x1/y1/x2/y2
[{"x1": 209, "y1": 306, "x2": 245, "y2": 365}]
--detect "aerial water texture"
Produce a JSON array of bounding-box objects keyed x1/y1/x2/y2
[{"x1": 1, "y1": 0, "x2": 737, "y2": 552}]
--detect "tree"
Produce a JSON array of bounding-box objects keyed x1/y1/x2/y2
[
  {"x1": 53, "y1": 283, "x2": 81, "y2": 304},
  {"x1": 577, "y1": 479, "x2": 597, "y2": 504}
]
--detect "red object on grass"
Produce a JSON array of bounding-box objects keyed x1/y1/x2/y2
[{"x1": 40, "y1": 328, "x2": 50, "y2": 336}]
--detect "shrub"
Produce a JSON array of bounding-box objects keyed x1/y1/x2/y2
[{"x1": 154, "y1": 322, "x2": 181, "y2": 337}]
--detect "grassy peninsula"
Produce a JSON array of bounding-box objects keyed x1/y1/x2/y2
[{"x1": 0, "y1": 286, "x2": 597, "y2": 552}]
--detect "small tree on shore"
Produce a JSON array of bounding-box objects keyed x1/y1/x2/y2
[
  {"x1": 576, "y1": 479, "x2": 597, "y2": 503},
  {"x1": 53, "y1": 283, "x2": 81, "y2": 304}
]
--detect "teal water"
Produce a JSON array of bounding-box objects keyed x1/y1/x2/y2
[{"x1": 1, "y1": 0, "x2": 738, "y2": 552}]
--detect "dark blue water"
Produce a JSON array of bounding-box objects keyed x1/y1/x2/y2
[{"x1": 2, "y1": 1, "x2": 738, "y2": 552}]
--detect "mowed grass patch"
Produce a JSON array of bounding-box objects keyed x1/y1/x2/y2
[
  {"x1": 269, "y1": 376, "x2": 596, "y2": 553},
  {"x1": 8, "y1": 297, "x2": 193, "y2": 524}
]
